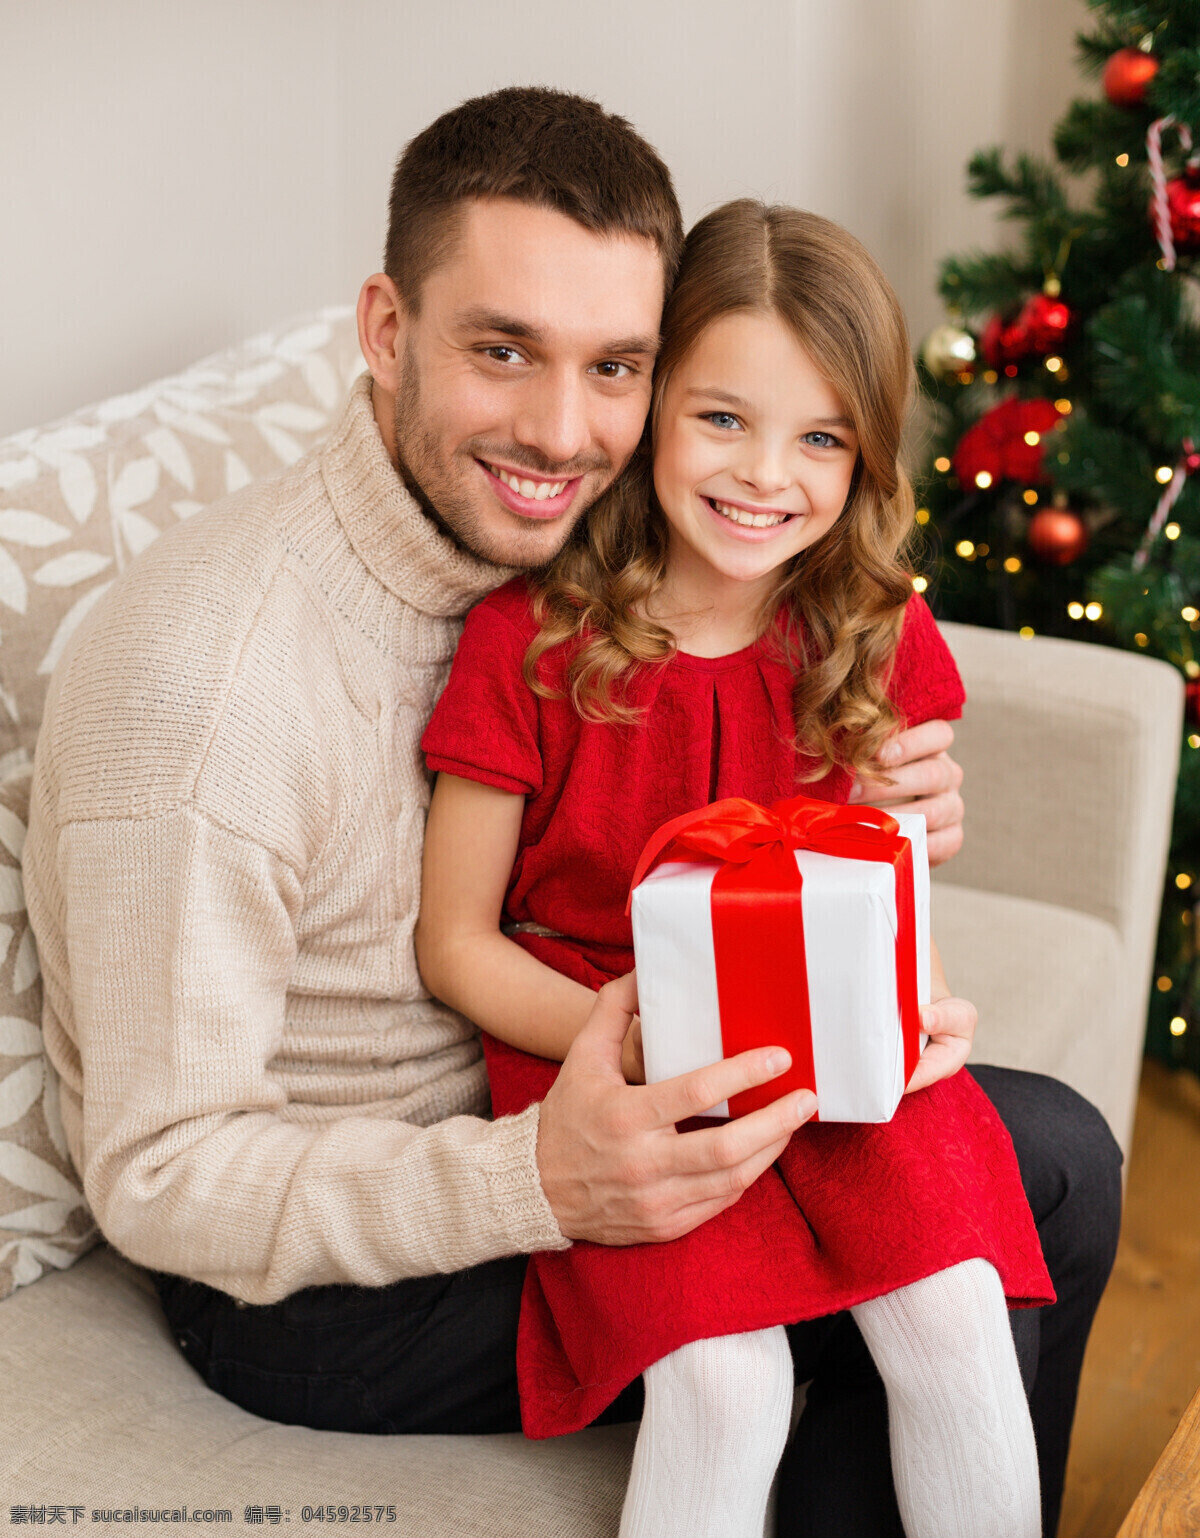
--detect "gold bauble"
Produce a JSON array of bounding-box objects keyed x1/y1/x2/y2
[{"x1": 921, "y1": 324, "x2": 977, "y2": 382}]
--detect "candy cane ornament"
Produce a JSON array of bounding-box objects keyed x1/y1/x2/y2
[
  {"x1": 1148, "y1": 115, "x2": 1198, "y2": 271},
  {"x1": 1133, "y1": 437, "x2": 1197, "y2": 571}
]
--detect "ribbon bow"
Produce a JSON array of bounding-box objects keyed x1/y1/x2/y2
[{"x1": 629, "y1": 793, "x2": 920, "y2": 1118}]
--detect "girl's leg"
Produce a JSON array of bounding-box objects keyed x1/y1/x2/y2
[
  {"x1": 851, "y1": 1257, "x2": 1041, "y2": 1538},
  {"x1": 619, "y1": 1325, "x2": 794, "y2": 1538}
]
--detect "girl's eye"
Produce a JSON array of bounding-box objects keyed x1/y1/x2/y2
[
  {"x1": 589, "y1": 360, "x2": 634, "y2": 379},
  {"x1": 803, "y1": 431, "x2": 843, "y2": 449},
  {"x1": 702, "y1": 412, "x2": 742, "y2": 431}
]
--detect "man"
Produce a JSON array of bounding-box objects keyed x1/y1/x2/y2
[{"x1": 23, "y1": 88, "x2": 1119, "y2": 1536}]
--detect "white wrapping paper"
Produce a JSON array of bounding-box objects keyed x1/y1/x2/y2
[{"x1": 630, "y1": 812, "x2": 930, "y2": 1122}]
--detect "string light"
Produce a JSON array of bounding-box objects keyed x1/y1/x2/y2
[
  {"x1": 956, "y1": 539, "x2": 976, "y2": 558},
  {"x1": 934, "y1": 456, "x2": 951, "y2": 473},
  {"x1": 1170, "y1": 1017, "x2": 1188, "y2": 1036},
  {"x1": 1019, "y1": 626, "x2": 1035, "y2": 638},
  {"x1": 983, "y1": 369, "x2": 999, "y2": 385},
  {"x1": 1156, "y1": 465, "x2": 1175, "y2": 484},
  {"x1": 1183, "y1": 607, "x2": 1199, "y2": 622},
  {"x1": 1166, "y1": 522, "x2": 1181, "y2": 540},
  {"x1": 1135, "y1": 632, "x2": 1149, "y2": 646},
  {"x1": 1068, "y1": 601, "x2": 1085, "y2": 619},
  {"x1": 1190, "y1": 734, "x2": 1200, "y2": 748},
  {"x1": 1158, "y1": 975, "x2": 1173, "y2": 991},
  {"x1": 915, "y1": 507, "x2": 931, "y2": 525},
  {"x1": 1176, "y1": 873, "x2": 1193, "y2": 889},
  {"x1": 1004, "y1": 556, "x2": 1021, "y2": 572},
  {"x1": 1188, "y1": 660, "x2": 1200, "y2": 677},
  {"x1": 976, "y1": 542, "x2": 989, "y2": 557},
  {"x1": 1045, "y1": 356, "x2": 1063, "y2": 373},
  {"x1": 1054, "y1": 399, "x2": 1072, "y2": 414},
  {"x1": 975, "y1": 471, "x2": 993, "y2": 489},
  {"x1": 1022, "y1": 489, "x2": 1038, "y2": 506},
  {"x1": 1024, "y1": 431, "x2": 1041, "y2": 446},
  {"x1": 1085, "y1": 602, "x2": 1103, "y2": 620},
  {"x1": 1116, "y1": 152, "x2": 1130, "y2": 166},
  {"x1": 911, "y1": 575, "x2": 929, "y2": 593},
  {"x1": 1057, "y1": 451, "x2": 1070, "y2": 464}
]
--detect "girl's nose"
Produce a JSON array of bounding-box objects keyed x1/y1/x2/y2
[{"x1": 735, "y1": 451, "x2": 791, "y2": 498}]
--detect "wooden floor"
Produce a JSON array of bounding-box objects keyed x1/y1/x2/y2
[{"x1": 1058, "y1": 1061, "x2": 1200, "y2": 1538}]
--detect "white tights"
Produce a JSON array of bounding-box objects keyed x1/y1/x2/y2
[{"x1": 618, "y1": 1258, "x2": 1041, "y2": 1538}]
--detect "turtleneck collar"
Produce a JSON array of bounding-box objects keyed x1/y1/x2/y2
[{"x1": 320, "y1": 372, "x2": 513, "y2": 618}]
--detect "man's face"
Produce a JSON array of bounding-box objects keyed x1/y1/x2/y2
[{"x1": 390, "y1": 198, "x2": 664, "y2": 568}]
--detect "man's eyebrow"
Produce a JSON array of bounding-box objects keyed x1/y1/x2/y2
[
  {"x1": 601, "y1": 334, "x2": 661, "y2": 357},
  {"x1": 455, "y1": 308, "x2": 545, "y2": 343},
  {"x1": 453, "y1": 308, "x2": 658, "y2": 358}
]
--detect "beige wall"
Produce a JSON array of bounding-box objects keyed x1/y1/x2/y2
[{"x1": 2, "y1": 0, "x2": 1088, "y2": 438}]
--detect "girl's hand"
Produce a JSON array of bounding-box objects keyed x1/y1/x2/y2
[
  {"x1": 621, "y1": 1014, "x2": 645, "y2": 1085},
  {"x1": 905, "y1": 994, "x2": 977, "y2": 1094}
]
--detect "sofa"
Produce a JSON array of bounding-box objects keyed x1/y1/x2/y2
[{"x1": 0, "y1": 310, "x2": 1183, "y2": 1532}]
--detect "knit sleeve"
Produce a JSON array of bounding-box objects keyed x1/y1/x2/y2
[
  {"x1": 35, "y1": 806, "x2": 568, "y2": 1302},
  {"x1": 422, "y1": 590, "x2": 543, "y2": 797},
  {"x1": 885, "y1": 593, "x2": 966, "y2": 727}
]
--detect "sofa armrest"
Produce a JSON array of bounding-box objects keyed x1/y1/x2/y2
[{"x1": 935, "y1": 621, "x2": 1183, "y2": 1097}]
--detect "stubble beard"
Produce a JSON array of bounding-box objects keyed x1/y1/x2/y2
[{"x1": 392, "y1": 345, "x2": 615, "y2": 571}]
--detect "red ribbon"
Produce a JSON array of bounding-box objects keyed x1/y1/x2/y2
[{"x1": 628, "y1": 794, "x2": 922, "y2": 1118}]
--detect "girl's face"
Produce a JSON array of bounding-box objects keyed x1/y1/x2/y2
[{"x1": 652, "y1": 310, "x2": 859, "y2": 595}]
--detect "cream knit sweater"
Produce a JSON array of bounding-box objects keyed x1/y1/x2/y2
[{"x1": 22, "y1": 373, "x2": 571, "y2": 1304}]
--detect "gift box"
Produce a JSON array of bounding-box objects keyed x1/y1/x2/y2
[{"x1": 628, "y1": 794, "x2": 930, "y2": 1123}]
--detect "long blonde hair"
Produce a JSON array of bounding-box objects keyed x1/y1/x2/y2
[{"x1": 523, "y1": 199, "x2": 919, "y2": 782}]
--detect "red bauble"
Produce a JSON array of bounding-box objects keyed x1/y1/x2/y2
[
  {"x1": 1160, "y1": 167, "x2": 1200, "y2": 255},
  {"x1": 1017, "y1": 292, "x2": 1074, "y2": 354},
  {"x1": 1027, "y1": 507, "x2": 1089, "y2": 566},
  {"x1": 980, "y1": 310, "x2": 1029, "y2": 369},
  {"x1": 1187, "y1": 679, "x2": 1200, "y2": 727},
  {"x1": 1103, "y1": 47, "x2": 1159, "y2": 108}
]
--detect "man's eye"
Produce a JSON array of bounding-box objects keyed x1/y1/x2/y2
[
  {"x1": 483, "y1": 346, "x2": 525, "y2": 365},
  {"x1": 803, "y1": 431, "x2": 843, "y2": 449},
  {"x1": 702, "y1": 412, "x2": 742, "y2": 431},
  {"x1": 589, "y1": 360, "x2": 634, "y2": 379}
]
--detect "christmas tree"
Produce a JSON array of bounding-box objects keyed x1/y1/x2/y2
[{"x1": 917, "y1": 0, "x2": 1200, "y2": 1072}]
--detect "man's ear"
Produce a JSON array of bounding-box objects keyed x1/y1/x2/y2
[{"x1": 357, "y1": 272, "x2": 409, "y2": 395}]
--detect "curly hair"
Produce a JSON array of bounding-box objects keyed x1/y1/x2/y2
[{"x1": 523, "y1": 199, "x2": 919, "y2": 783}]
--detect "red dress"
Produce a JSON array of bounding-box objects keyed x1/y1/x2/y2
[{"x1": 421, "y1": 577, "x2": 1055, "y2": 1438}]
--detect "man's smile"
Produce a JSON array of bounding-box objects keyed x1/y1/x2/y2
[{"x1": 477, "y1": 458, "x2": 584, "y2": 519}]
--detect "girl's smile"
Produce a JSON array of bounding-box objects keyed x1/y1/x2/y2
[{"x1": 652, "y1": 310, "x2": 859, "y2": 630}]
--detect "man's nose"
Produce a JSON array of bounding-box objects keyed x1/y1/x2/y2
[{"x1": 512, "y1": 371, "x2": 591, "y2": 468}]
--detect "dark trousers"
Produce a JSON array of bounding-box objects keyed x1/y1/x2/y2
[{"x1": 153, "y1": 1066, "x2": 1122, "y2": 1538}]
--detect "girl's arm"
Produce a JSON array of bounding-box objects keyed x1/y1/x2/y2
[{"x1": 416, "y1": 772, "x2": 606, "y2": 1065}]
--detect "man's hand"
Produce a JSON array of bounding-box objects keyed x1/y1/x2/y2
[
  {"x1": 537, "y1": 972, "x2": 817, "y2": 1246},
  {"x1": 849, "y1": 718, "x2": 964, "y2": 867}
]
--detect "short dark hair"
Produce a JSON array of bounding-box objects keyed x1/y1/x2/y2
[{"x1": 384, "y1": 86, "x2": 683, "y2": 311}]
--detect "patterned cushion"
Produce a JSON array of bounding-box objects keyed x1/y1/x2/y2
[
  {"x1": 0, "y1": 307, "x2": 362, "y2": 772},
  {"x1": 0, "y1": 308, "x2": 362, "y2": 1297},
  {"x1": 0, "y1": 765, "x2": 98, "y2": 1298}
]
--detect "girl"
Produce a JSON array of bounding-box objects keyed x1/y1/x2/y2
[{"x1": 417, "y1": 201, "x2": 1053, "y2": 1538}]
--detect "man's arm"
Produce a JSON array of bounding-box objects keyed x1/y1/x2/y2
[
  {"x1": 849, "y1": 718, "x2": 965, "y2": 867},
  {"x1": 38, "y1": 804, "x2": 572, "y2": 1303}
]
